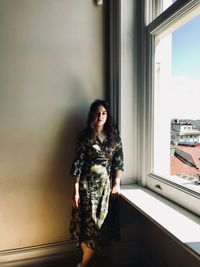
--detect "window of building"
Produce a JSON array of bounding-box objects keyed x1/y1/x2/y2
[{"x1": 144, "y1": 0, "x2": 200, "y2": 215}]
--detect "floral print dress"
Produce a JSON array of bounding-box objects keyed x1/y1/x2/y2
[{"x1": 69, "y1": 131, "x2": 124, "y2": 250}]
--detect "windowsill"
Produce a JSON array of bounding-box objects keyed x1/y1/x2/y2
[
  {"x1": 150, "y1": 173, "x2": 200, "y2": 194},
  {"x1": 120, "y1": 184, "x2": 200, "y2": 258}
]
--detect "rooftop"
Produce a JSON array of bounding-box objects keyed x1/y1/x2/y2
[
  {"x1": 171, "y1": 144, "x2": 200, "y2": 178},
  {"x1": 170, "y1": 155, "x2": 199, "y2": 176},
  {"x1": 175, "y1": 144, "x2": 200, "y2": 169}
]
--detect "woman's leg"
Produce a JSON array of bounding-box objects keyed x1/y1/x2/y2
[
  {"x1": 80, "y1": 244, "x2": 95, "y2": 267},
  {"x1": 81, "y1": 242, "x2": 87, "y2": 253}
]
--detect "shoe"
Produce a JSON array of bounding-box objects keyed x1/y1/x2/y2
[{"x1": 76, "y1": 263, "x2": 81, "y2": 267}]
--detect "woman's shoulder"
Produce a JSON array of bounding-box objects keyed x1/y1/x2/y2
[
  {"x1": 112, "y1": 128, "x2": 121, "y2": 138},
  {"x1": 111, "y1": 128, "x2": 122, "y2": 145},
  {"x1": 113, "y1": 127, "x2": 119, "y2": 135}
]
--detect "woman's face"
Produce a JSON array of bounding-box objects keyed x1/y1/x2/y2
[{"x1": 94, "y1": 105, "x2": 107, "y2": 127}]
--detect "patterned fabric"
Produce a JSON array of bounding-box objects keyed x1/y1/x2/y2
[{"x1": 69, "y1": 131, "x2": 124, "y2": 250}]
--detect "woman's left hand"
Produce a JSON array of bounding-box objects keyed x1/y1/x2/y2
[{"x1": 111, "y1": 184, "x2": 121, "y2": 198}]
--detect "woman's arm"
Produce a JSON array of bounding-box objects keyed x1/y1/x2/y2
[
  {"x1": 71, "y1": 175, "x2": 80, "y2": 208},
  {"x1": 111, "y1": 133, "x2": 124, "y2": 198},
  {"x1": 70, "y1": 134, "x2": 86, "y2": 208},
  {"x1": 111, "y1": 169, "x2": 122, "y2": 198}
]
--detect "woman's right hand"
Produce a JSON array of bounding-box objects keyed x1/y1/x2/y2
[{"x1": 71, "y1": 193, "x2": 80, "y2": 208}]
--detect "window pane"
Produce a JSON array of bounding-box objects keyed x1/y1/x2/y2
[{"x1": 153, "y1": 13, "x2": 200, "y2": 193}]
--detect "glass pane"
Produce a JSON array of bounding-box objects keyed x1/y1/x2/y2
[{"x1": 153, "y1": 13, "x2": 200, "y2": 192}]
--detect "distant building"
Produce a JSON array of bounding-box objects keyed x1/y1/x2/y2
[
  {"x1": 171, "y1": 119, "x2": 200, "y2": 146},
  {"x1": 170, "y1": 119, "x2": 200, "y2": 179}
]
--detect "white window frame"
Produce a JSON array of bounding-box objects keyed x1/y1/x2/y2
[{"x1": 143, "y1": 0, "x2": 200, "y2": 216}]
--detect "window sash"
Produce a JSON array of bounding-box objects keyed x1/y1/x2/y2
[{"x1": 143, "y1": 0, "x2": 200, "y2": 215}]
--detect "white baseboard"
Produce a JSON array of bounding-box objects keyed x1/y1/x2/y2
[{"x1": 0, "y1": 241, "x2": 81, "y2": 266}]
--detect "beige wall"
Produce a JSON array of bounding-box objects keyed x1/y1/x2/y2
[{"x1": 0, "y1": 0, "x2": 104, "y2": 250}]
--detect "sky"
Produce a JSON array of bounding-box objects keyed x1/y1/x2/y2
[
  {"x1": 154, "y1": 2, "x2": 200, "y2": 120},
  {"x1": 166, "y1": 13, "x2": 200, "y2": 119},
  {"x1": 172, "y1": 14, "x2": 200, "y2": 80}
]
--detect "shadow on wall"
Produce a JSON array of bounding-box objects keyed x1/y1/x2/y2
[
  {"x1": 18, "y1": 64, "x2": 104, "y2": 245},
  {"x1": 45, "y1": 107, "x2": 88, "y2": 240},
  {"x1": 36, "y1": 80, "x2": 92, "y2": 242}
]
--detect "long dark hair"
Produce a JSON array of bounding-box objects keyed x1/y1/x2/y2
[{"x1": 85, "y1": 99, "x2": 116, "y2": 145}]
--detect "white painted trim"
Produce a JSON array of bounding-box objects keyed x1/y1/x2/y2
[
  {"x1": 119, "y1": 0, "x2": 138, "y2": 183},
  {"x1": 109, "y1": 0, "x2": 121, "y2": 128},
  {"x1": 138, "y1": 0, "x2": 147, "y2": 186},
  {"x1": 0, "y1": 241, "x2": 81, "y2": 266},
  {"x1": 148, "y1": 0, "x2": 200, "y2": 35}
]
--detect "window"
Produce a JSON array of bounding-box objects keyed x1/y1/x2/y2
[
  {"x1": 144, "y1": 0, "x2": 200, "y2": 215},
  {"x1": 147, "y1": 0, "x2": 178, "y2": 23}
]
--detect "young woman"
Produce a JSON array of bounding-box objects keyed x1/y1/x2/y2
[{"x1": 69, "y1": 100, "x2": 124, "y2": 267}]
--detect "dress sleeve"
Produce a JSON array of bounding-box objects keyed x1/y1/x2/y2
[
  {"x1": 70, "y1": 135, "x2": 87, "y2": 177},
  {"x1": 112, "y1": 135, "x2": 124, "y2": 171}
]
